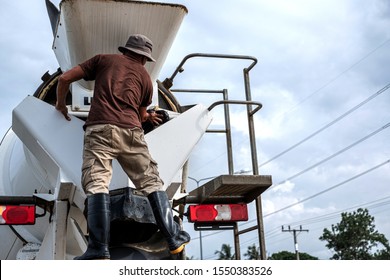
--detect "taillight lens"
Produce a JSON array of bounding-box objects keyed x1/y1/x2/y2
[
  {"x1": 188, "y1": 204, "x2": 248, "y2": 223},
  {"x1": 0, "y1": 205, "x2": 36, "y2": 225}
]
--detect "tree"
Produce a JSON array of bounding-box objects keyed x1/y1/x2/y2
[
  {"x1": 215, "y1": 244, "x2": 235, "y2": 260},
  {"x1": 319, "y1": 208, "x2": 390, "y2": 260},
  {"x1": 268, "y1": 251, "x2": 318, "y2": 260},
  {"x1": 244, "y1": 244, "x2": 260, "y2": 260}
]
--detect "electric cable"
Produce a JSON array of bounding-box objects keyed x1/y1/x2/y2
[
  {"x1": 264, "y1": 159, "x2": 390, "y2": 217},
  {"x1": 241, "y1": 196, "x2": 390, "y2": 249},
  {"x1": 270, "y1": 122, "x2": 390, "y2": 189},
  {"x1": 259, "y1": 83, "x2": 390, "y2": 167},
  {"x1": 184, "y1": 40, "x2": 390, "y2": 259},
  {"x1": 279, "y1": 38, "x2": 390, "y2": 115},
  {"x1": 264, "y1": 195, "x2": 390, "y2": 240},
  {"x1": 193, "y1": 160, "x2": 390, "y2": 242}
]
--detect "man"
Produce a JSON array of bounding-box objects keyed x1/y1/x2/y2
[{"x1": 56, "y1": 34, "x2": 190, "y2": 260}]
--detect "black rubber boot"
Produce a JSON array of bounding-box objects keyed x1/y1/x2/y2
[
  {"x1": 148, "y1": 191, "x2": 190, "y2": 254},
  {"x1": 74, "y1": 193, "x2": 111, "y2": 260}
]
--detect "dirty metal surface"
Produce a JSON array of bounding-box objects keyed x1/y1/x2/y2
[{"x1": 188, "y1": 175, "x2": 272, "y2": 204}]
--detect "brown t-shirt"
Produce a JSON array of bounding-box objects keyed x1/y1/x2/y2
[{"x1": 79, "y1": 54, "x2": 153, "y2": 129}]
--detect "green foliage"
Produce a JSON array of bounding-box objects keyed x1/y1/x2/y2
[
  {"x1": 268, "y1": 250, "x2": 318, "y2": 260},
  {"x1": 319, "y1": 208, "x2": 390, "y2": 260},
  {"x1": 215, "y1": 244, "x2": 235, "y2": 260},
  {"x1": 244, "y1": 244, "x2": 260, "y2": 260},
  {"x1": 218, "y1": 244, "x2": 319, "y2": 260}
]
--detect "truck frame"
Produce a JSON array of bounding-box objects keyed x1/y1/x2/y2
[{"x1": 0, "y1": 0, "x2": 272, "y2": 260}]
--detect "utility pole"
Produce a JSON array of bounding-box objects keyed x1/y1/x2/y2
[{"x1": 282, "y1": 225, "x2": 309, "y2": 260}]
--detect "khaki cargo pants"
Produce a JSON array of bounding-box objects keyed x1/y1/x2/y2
[{"x1": 81, "y1": 124, "x2": 164, "y2": 196}]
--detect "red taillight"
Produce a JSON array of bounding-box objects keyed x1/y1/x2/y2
[
  {"x1": 188, "y1": 204, "x2": 248, "y2": 223},
  {"x1": 0, "y1": 205, "x2": 36, "y2": 225}
]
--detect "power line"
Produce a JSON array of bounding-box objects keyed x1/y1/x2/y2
[
  {"x1": 189, "y1": 81, "x2": 389, "y2": 186},
  {"x1": 264, "y1": 195, "x2": 390, "y2": 241},
  {"x1": 189, "y1": 161, "x2": 390, "y2": 243},
  {"x1": 241, "y1": 196, "x2": 390, "y2": 251},
  {"x1": 186, "y1": 124, "x2": 390, "y2": 254},
  {"x1": 263, "y1": 159, "x2": 390, "y2": 218},
  {"x1": 187, "y1": 114, "x2": 390, "y2": 206},
  {"x1": 263, "y1": 205, "x2": 390, "y2": 253},
  {"x1": 279, "y1": 38, "x2": 390, "y2": 116},
  {"x1": 192, "y1": 124, "x2": 390, "y2": 255},
  {"x1": 189, "y1": 40, "x2": 390, "y2": 177},
  {"x1": 235, "y1": 159, "x2": 390, "y2": 230},
  {"x1": 270, "y1": 122, "x2": 390, "y2": 189},
  {"x1": 185, "y1": 42, "x2": 390, "y2": 258},
  {"x1": 204, "y1": 121, "x2": 389, "y2": 211},
  {"x1": 259, "y1": 83, "x2": 390, "y2": 167},
  {"x1": 230, "y1": 122, "x2": 390, "y2": 240},
  {"x1": 254, "y1": 196, "x2": 390, "y2": 238},
  {"x1": 287, "y1": 196, "x2": 390, "y2": 228}
]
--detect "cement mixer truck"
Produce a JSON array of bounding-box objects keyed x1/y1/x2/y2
[{"x1": 0, "y1": 0, "x2": 272, "y2": 260}]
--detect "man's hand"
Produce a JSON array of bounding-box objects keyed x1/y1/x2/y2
[
  {"x1": 55, "y1": 103, "x2": 71, "y2": 121},
  {"x1": 148, "y1": 110, "x2": 163, "y2": 125}
]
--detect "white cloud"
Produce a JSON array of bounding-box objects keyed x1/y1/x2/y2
[{"x1": 270, "y1": 180, "x2": 295, "y2": 194}]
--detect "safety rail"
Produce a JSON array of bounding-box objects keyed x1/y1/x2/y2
[
  {"x1": 162, "y1": 53, "x2": 257, "y2": 90},
  {"x1": 163, "y1": 53, "x2": 269, "y2": 259},
  {"x1": 208, "y1": 100, "x2": 263, "y2": 115}
]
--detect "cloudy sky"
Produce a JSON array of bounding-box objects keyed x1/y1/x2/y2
[{"x1": 1, "y1": 0, "x2": 390, "y2": 260}]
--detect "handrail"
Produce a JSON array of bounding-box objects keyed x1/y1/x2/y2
[
  {"x1": 163, "y1": 52, "x2": 267, "y2": 259},
  {"x1": 208, "y1": 100, "x2": 263, "y2": 116},
  {"x1": 162, "y1": 53, "x2": 258, "y2": 89}
]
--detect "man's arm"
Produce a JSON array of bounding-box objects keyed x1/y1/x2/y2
[{"x1": 56, "y1": 65, "x2": 85, "y2": 121}]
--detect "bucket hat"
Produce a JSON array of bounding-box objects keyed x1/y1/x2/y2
[{"x1": 118, "y1": 34, "x2": 155, "y2": 62}]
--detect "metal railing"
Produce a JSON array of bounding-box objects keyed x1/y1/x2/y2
[{"x1": 163, "y1": 53, "x2": 268, "y2": 260}]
